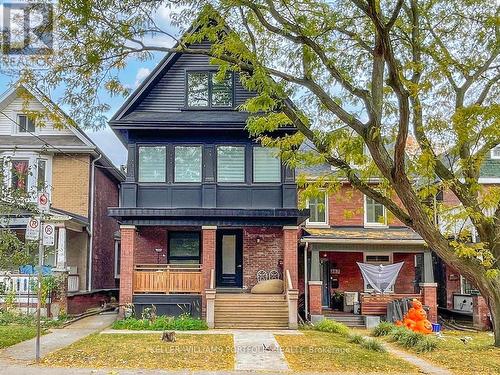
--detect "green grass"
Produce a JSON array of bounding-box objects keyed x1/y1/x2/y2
[
  {"x1": 41, "y1": 333, "x2": 234, "y2": 370},
  {"x1": 0, "y1": 325, "x2": 38, "y2": 348},
  {"x1": 418, "y1": 331, "x2": 500, "y2": 375},
  {"x1": 275, "y1": 331, "x2": 419, "y2": 373},
  {"x1": 111, "y1": 315, "x2": 208, "y2": 331},
  {"x1": 313, "y1": 319, "x2": 350, "y2": 336}
]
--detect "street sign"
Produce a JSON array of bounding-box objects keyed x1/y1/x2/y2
[
  {"x1": 42, "y1": 223, "x2": 55, "y2": 246},
  {"x1": 25, "y1": 217, "x2": 40, "y2": 240},
  {"x1": 37, "y1": 192, "x2": 50, "y2": 212}
]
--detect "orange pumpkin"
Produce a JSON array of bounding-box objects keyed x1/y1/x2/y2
[{"x1": 412, "y1": 299, "x2": 423, "y2": 309}]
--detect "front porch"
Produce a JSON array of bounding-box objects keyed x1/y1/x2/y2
[{"x1": 119, "y1": 225, "x2": 300, "y2": 328}]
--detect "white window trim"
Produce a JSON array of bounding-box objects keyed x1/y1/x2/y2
[
  {"x1": 1, "y1": 152, "x2": 52, "y2": 200},
  {"x1": 13, "y1": 114, "x2": 38, "y2": 136},
  {"x1": 363, "y1": 252, "x2": 394, "y2": 292},
  {"x1": 114, "y1": 240, "x2": 121, "y2": 279},
  {"x1": 491, "y1": 146, "x2": 500, "y2": 160},
  {"x1": 306, "y1": 191, "x2": 329, "y2": 227},
  {"x1": 363, "y1": 195, "x2": 388, "y2": 228}
]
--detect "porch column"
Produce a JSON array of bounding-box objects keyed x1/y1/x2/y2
[
  {"x1": 308, "y1": 249, "x2": 323, "y2": 321},
  {"x1": 201, "y1": 226, "x2": 216, "y2": 318},
  {"x1": 283, "y1": 226, "x2": 299, "y2": 287},
  {"x1": 119, "y1": 225, "x2": 136, "y2": 318},
  {"x1": 55, "y1": 226, "x2": 67, "y2": 270},
  {"x1": 420, "y1": 282, "x2": 438, "y2": 323},
  {"x1": 423, "y1": 251, "x2": 435, "y2": 283},
  {"x1": 472, "y1": 295, "x2": 490, "y2": 330}
]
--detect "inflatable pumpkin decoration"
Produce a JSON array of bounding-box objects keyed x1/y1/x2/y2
[{"x1": 399, "y1": 299, "x2": 432, "y2": 334}]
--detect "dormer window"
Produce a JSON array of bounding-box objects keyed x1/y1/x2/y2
[
  {"x1": 186, "y1": 71, "x2": 233, "y2": 108},
  {"x1": 17, "y1": 114, "x2": 35, "y2": 134},
  {"x1": 492, "y1": 145, "x2": 500, "y2": 160}
]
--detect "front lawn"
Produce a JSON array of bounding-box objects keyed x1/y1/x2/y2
[
  {"x1": 0, "y1": 325, "x2": 38, "y2": 348},
  {"x1": 418, "y1": 331, "x2": 499, "y2": 375},
  {"x1": 41, "y1": 333, "x2": 234, "y2": 371},
  {"x1": 275, "y1": 330, "x2": 419, "y2": 374}
]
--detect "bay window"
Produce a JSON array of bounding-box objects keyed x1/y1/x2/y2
[
  {"x1": 253, "y1": 147, "x2": 281, "y2": 183},
  {"x1": 217, "y1": 146, "x2": 245, "y2": 182}
]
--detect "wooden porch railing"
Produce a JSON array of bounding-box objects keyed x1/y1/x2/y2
[
  {"x1": 133, "y1": 264, "x2": 202, "y2": 294},
  {"x1": 361, "y1": 293, "x2": 422, "y2": 315}
]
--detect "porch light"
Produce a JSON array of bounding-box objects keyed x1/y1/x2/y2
[{"x1": 154, "y1": 248, "x2": 163, "y2": 265}]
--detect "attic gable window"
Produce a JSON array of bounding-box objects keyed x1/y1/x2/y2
[
  {"x1": 17, "y1": 114, "x2": 35, "y2": 134},
  {"x1": 186, "y1": 71, "x2": 233, "y2": 108},
  {"x1": 492, "y1": 146, "x2": 500, "y2": 160}
]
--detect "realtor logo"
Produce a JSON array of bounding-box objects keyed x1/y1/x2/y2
[{"x1": 1, "y1": 1, "x2": 54, "y2": 56}]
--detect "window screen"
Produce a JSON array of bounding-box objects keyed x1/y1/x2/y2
[
  {"x1": 217, "y1": 146, "x2": 245, "y2": 182},
  {"x1": 253, "y1": 147, "x2": 281, "y2": 182}
]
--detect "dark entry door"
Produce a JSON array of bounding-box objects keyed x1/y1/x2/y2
[
  {"x1": 216, "y1": 230, "x2": 243, "y2": 288},
  {"x1": 320, "y1": 259, "x2": 331, "y2": 307}
]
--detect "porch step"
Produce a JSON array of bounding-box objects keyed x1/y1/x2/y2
[{"x1": 214, "y1": 293, "x2": 290, "y2": 329}]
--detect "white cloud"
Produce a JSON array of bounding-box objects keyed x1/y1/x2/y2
[{"x1": 134, "y1": 67, "x2": 151, "y2": 88}]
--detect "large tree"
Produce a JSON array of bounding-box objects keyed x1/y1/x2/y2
[{"x1": 7, "y1": 0, "x2": 500, "y2": 343}]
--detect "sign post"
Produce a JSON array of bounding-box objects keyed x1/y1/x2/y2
[{"x1": 35, "y1": 192, "x2": 50, "y2": 363}]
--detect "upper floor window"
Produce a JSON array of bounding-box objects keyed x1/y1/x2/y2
[
  {"x1": 491, "y1": 146, "x2": 500, "y2": 160},
  {"x1": 174, "y1": 146, "x2": 202, "y2": 183},
  {"x1": 186, "y1": 71, "x2": 233, "y2": 108},
  {"x1": 138, "y1": 146, "x2": 166, "y2": 182},
  {"x1": 37, "y1": 159, "x2": 47, "y2": 191},
  {"x1": 17, "y1": 114, "x2": 35, "y2": 134},
  {"x1": 11, "y1": 159, "x2": 29, "y2": 192},
  {"x1": 253, "y1": 147, "x2": 281, "y2": 183},
  {"x1": 217, "y1": 146, "x2": 245, "y2": 182},
  {"x1": 364, "y1": 195, "x2": 387, "y2": 227},
  {"x1": 307, "y1": 192, "x2": 327, "y2": 225}
]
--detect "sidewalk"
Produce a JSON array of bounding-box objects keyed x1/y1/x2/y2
[{"x1": 0, "y1": 312, "x2": 117, "y2": 362}]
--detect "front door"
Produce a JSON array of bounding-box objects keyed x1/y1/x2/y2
[
  {"x1": 216, "y1": 229, "x2": 243, "y2": 288},
  {"x1": 320, "y1": 259, "x2": 331, "y2": 307}
]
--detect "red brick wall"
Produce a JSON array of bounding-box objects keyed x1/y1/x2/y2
[
  {"x1": 327, "y1": 184, "x2": 405, "y2": 227},
  {"x1": 91, "y1": 167, "x2": 120, "y2": 290},
  {"x1": 119, "y1": 226, "x2": 135, "y2": 314},
  {"x1": 243, "y1": 227, "x2": 283, "y2": 289},
  {"x1": 283, "y1": 227, "x2": 299, "y2": 288},
  {"x1": 320, "y1": 251, "x2": 417, "y2": 294},
  {"x1": 444, "y1": 264, "x2": 462, "y2": 309},
  {"x1": 135, "y1": 227, "x2": 168, "y2": 264},
  {"x1": 67, "y1": 290, "x2": 118, "y2": 315},
  {"x1": 309, "y1": 282, "x2": 322, "y2": 315}
]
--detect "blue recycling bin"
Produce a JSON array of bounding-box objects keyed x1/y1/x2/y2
[{"x1": 431, "y1": 323, "x2": 441, "y2": 332}]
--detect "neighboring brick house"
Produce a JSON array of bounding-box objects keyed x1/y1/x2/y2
[
  {"x1": 108, "y1": 21, "x2": 308, "y2": 329},
  {"x1": 299, "y1": 160, "x2": 437, "y2": 324},
  {"x1": 434, "y1": 145, "x2": 500, "y2": 329},
  {"x1": 0, "y1": 83, "x2": 125, "y2": 315}
]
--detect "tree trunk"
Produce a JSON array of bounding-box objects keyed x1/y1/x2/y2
[
  {"x1": 490, "y1": 294, "x2": 500, "y2": 347},
  {"x1": 476, "y1": 277, "x2": 500, "y2": 347}
]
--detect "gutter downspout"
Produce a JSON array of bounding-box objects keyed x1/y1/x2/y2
[
  {"x1": 304, "y1": 242, "x2": 309, "y2": 321},
  {"x1": 88, "y1": 153, "x2": 102, "y2": 292}
]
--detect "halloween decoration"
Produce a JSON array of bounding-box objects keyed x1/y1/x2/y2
[{"x1": 395, "y1": 299, "x2": 432, "y2": 334}]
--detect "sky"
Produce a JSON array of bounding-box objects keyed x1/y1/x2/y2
[{"x1": 0, "y1": 4, "x2": 181, "y2": 168}]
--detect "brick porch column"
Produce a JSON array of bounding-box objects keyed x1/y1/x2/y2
[
  {"x1": 119, "y1": 225, "x2": 136, "y2": 317},
  {"x1": 472, "y1": 295, "x2": 490, "y2": 330},
  {"x1": 283, "y1": 226, "x2": 299, "y2": 288},
  {"x1": 420, "y1": 282, "x2": 438, "y2": 323},
  {"x1": 309, "y1": 281, "x2": 323, "y2": 319},
  {"x1": 201, "y1": 226, "x2": 216, "y2": 316}
]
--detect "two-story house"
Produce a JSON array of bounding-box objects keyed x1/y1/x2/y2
[
  {"x1": 108, "y1": 38, "x2": 308, "y2": 328},
  {"x1": 433, "y1": 145, "x2": 500, "y2": 330},
  {"x1": 0, "y1": 83, "x2": 125, "y2": 316},
  {"x1": 299, "y1": 159, "x2": 437, "y2": 326}
]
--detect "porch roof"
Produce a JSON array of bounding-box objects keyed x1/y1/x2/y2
[{"x1": 301, "y1": 226, "x2": 426, "y2": 245}]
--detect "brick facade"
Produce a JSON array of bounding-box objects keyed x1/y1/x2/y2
[
  {"x1": 201, "y1": 227, "x2": 216, "y2": 315},
  {"x1": 51, "y1": 154, "x2": 91, "y2": 217},
  {"x1": 473, "y1": 295, "x2": 491, "y2": 330},
  {"x1": 393, "y1": 253, "x2": 418, "y2": 294},
  {"x1": 119, "y1": 225, "x2": 136, "y2": 316},
  {"x1": 283, "y1": 227, "x2": 299, "y2": 288},
  {"x1": 91, "y1": 167, "x2": 120, "y2": 290},
  {"x1": 135, "y1": 227, "x2": 168, "y2": 264},
  {"x1": 242, "y1": 227, "x2": 283, "y2": 289},
  {"x1": 309, "y1": 281, "x2": 322, "y2": 315},
  {"x1": 420, "y1": 283, "x2": 438, "y2": 323}
]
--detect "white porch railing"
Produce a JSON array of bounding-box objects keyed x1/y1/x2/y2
[
  {"x1": 67, "y1": 274, "x2": 80, "y2": 292},
  {"x1": 0, "y1": 274, "x2": 36, "y2": 294}
]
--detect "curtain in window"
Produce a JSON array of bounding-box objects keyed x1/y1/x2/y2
[
  {"x1": 138, "y1": 146, "x2": 166, "y2": 182},
  {"x1": 175, "y1": 146, "x2": 202, "y2": 182},
  {"x1": 253, "y1": 147, "x2": 281, "y2": 182},
  {"x1": 217, "y1": 146, "x2": 245, "y2": 182},
  {"x1": 11, "y1": 160, "x2": 29, "y2": 191}
]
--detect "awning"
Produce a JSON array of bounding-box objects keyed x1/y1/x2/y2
[{"x1": 301, "y1": 227, "x2": 426, "y2": 245}]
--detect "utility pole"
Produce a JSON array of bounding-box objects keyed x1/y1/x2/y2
[{"x1": 35, "y1": 208, "x2": 44, "y2": 363}]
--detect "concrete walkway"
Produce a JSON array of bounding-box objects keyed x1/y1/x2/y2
[
  {"x1": 0, "y1": 312, "x2": 117, "y2": 362},
  {"x1": 382, "y1": 343, "x2": 452, "y2": 375},
  {"x1": 233, "y1": 331, "x2": 289, "y2": 371}
]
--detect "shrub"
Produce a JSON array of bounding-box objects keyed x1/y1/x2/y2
[
  {"x1": 112, "y1": 313, "x2": 208, "y2": 331},
  {"x1": 347, "y1": 333, "x2": 365, "y2": 344},
  {"x1": 372, "y1": 321, "x2": 395, "y2": 337},
  {"x1": 314, "y1": 319, "x2": 350, "y2": 336},
  {"x1": 361, "y1": 338, "x2": 387, "y2": 352},
  {"x1": 397, "y1": 330, "x2": 425, "y2": 348},
  {"x1": 388, "y1": 326, "x2": 410, "y2": 342},
  {"x1": 415, "y1": 336, "x2": 438, "y2": 352}
]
